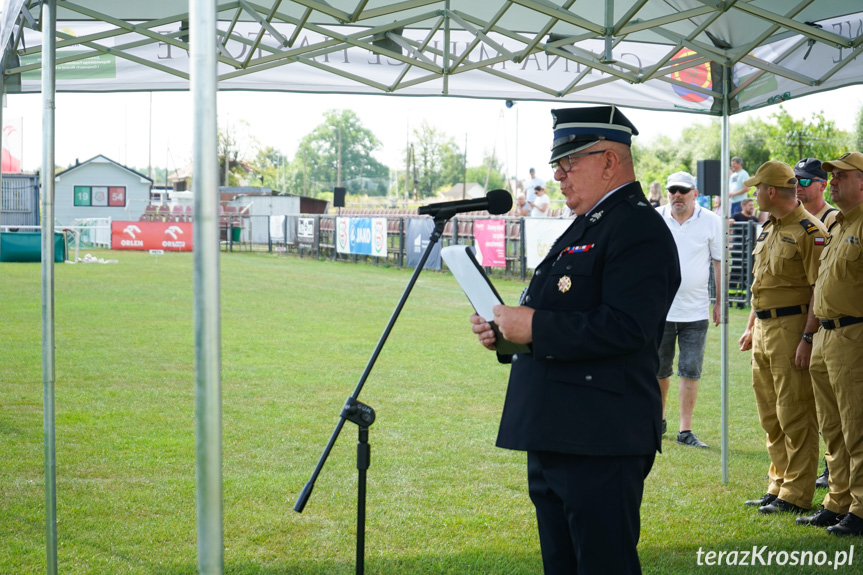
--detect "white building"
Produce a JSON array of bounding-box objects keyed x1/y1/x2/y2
[{"x1": 54, "y1": 155, "x2": 153, "y2": 225}]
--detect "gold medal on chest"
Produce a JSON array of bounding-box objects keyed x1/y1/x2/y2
[{"x1": 558, "y1": 275, "x2": 572, "y2": 293}]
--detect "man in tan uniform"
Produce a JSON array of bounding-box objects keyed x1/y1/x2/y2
[
  {"x1": 738, "y1": 161, "x2": 827, "y2": 514},
  {"x1": 794, "y1": 157, "x2": 839, "y2": 489},
  {"x1": 795, "y1": 157, "x2": 839, "y2": 230},
  {"x1": 796, "y1": 152, "x2": 863, "y2": 535}
]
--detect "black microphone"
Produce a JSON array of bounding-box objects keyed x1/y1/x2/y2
[{"x1": 418, "y1": 189, "x2": 513, "y2": 218}]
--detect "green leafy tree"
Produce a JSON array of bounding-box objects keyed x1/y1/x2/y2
[
  {"x1": 763, "y1": 106, "x2": 850, "y2": 165},
  {"x1": 286, "y1": 109, "x2": 389, "y2": 197},
  {"x1": 251, "y1": 146, "x2": 287, "y2": 190},
  {"x1": 218, "y1": 118, "x2": 258, "y2": 186}
]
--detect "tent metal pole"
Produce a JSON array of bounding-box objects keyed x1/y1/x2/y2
[
  {"x1": 190, "y1": 0, "x2": 223, "y2": 573},
  {"x1": 720, "y1": 64, "x2": 731, "y2": 485},
  {"x1": 41, "y1": 0, "x2": 59, "y2": 573}
]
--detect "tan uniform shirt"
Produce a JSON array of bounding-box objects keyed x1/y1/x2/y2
[
  {"x1": 751, "y1": 203, "x2": 827, "y2": 310},
  {"x1": 814, "y1": 203, "x2": 863, "y2": 320},
  {"x1": 812, "y1": 202, "x2": 839, "y2": 230}
]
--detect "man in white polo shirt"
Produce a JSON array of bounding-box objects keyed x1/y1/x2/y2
[{"x1": 657, "y1": 171, "x2": 723, "y2": 448}]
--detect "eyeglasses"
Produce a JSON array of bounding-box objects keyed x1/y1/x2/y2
[
  {"x1": 667, "y1": 187, "x2": 694, "y2": 195},
  {"x1": 551, "y1": 150, "x2": 607, "y2": 173},
  {"x1": 797, "y1": 178, "x2": 823, "y2": 187}
]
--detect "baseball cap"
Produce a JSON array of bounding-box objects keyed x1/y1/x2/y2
[
  {"x1": 793, "y1": 157, "x2": 828, "y2": 180},
  {"x1": 666, "y1": 171, "x2": 696, "y2": 190},
  {"x1": 822, "y1": 152, "x2": 863, "y2": 172},
  {"x1": 743, "y1": 161, "x2": 797, "y2": 188}
]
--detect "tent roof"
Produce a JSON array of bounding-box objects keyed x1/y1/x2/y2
[{"x1": 2, "y1": 1, "x2": 863, "y2": 115}]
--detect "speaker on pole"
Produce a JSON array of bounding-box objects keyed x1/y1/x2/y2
[
  {"x1": 696, "y1": 160, "x2": 721, "y2": 196},
  {"x1": 333, "y1": 187, "x2": 346, "y2": 208}
]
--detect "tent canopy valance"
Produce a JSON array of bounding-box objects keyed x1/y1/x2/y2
[{"x1": 2, "y1": 1, "x2": 863, "y2": 116}]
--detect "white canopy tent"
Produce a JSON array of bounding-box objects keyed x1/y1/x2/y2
[{"x1": 2, "y1": 2, "x2": 862, "y2": 573}]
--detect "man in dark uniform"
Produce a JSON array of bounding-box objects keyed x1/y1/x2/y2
[{"x1": 470, "y1": 106, "x2": 680, "y2": 574}]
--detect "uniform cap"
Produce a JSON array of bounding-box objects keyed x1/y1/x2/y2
[
  {"x1": 743, "y1": 161, "x2": 797, "y2": 188},
  {"x1": 822, "y1": 152, "x2": 863, "y2": 172},
  {"x1": 793, "y1": 157, "x2": 828, "y2": 180},
  {"x1": 666, "y1": 171, "x2": 696, "y2": 190},
  {"x1": 549, "y1": 106, "x2": 638, "y2": 163}
]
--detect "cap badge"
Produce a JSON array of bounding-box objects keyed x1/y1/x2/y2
[{"x1": 558, "y1": 275, "x2": 572, "y2": 293}]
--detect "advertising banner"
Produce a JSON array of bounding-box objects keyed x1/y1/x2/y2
[
  {"x1": 473, "y1": 219, "x2": 506, "y2": 268},
  {"x1": 405, "y1": 218, "x2": 441, "y2": 270},
  {"x1": 298, "y1": 216, "x2": 316, "y2": 247},
  {"x1": 524, "y1": 219, "x2": 572, "y2": 269},
  {"x1": 336, "y1": 217, "x2": 387, "y2": 257},
  {"x1": 111, "y1": 221, "x2": 193, "y2": 251}
]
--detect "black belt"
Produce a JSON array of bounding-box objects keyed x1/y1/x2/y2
[
  {"x1": 820, "y1": 317, "x2": 863, "y2": 330},
  {"x1": 754, "y1": 305, "x2": 808, "y2": 320}
]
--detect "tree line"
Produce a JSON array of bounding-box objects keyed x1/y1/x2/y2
[{"x1": 179, "y1": 105, "x2": 863, "y2": 204}]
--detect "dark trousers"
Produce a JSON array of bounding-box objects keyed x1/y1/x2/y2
[{"x1": 527, "y1": 451, "x2": 655, "y2": 575}]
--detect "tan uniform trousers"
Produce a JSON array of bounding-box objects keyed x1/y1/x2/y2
[
  {"x1": 751, "y1": 314, "x2": 819, "y2": 508},
  {"x1": 810, "y1": 323, "x2": 863, "y2": 517}
]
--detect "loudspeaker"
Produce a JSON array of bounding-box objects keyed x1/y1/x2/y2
[
  {"x1": 697, "y1": 160, "x2": 721, "y2": 196},
  {"x1": 333, "y1": 187, "x2": 346, "y2": 208}
]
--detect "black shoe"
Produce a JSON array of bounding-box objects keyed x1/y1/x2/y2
[
  {"x1": 759, "y1": 498, "x2": 807, "y2": 515},
  {"x1": 745, "y1": 493, "x2": 777, "y2": 507},
  {"x1": 676, "y1": 430, "x2": 708, "y2": 448},
  {"x1": 661, "y1": 419, "x2": 667, "y2": 435},
  {"x1": 796, "y1": 507, "x2": 843, "y2": 527},
  {"x1": 827, "y1": 513, "x2": 863, "y2": 536},
  {"x1": 816, "y1": 462, "x2": 829, "y2": 489}
]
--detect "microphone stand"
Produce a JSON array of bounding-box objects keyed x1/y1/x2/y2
[{"x1": 294, "y1": 212, "x2": 453, "y2": 575}]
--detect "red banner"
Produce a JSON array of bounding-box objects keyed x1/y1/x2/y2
[
  {"x1": 111, "y1": 221, "x2": 194, "y2": 251},
  {"x1": 473, "y1": 219, "x2": 506, "y2": 267}
]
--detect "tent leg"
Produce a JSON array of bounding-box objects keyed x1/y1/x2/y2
[
  {"x1": 720, "y1": 65, "x2": 731, "y2": 485},
  {"x1": 191, "y1": 0, "x2": 224, "y2": 573},
  {"x1": 41, "y1": 1, "x2": 59, "y2": 573}
]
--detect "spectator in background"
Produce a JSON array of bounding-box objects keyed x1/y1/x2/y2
[
  {"x1": 528, "y1": 186, "x2": 549, "y2": 217},
  {"x1": 526, "y1": 167, "x2": 544, "y2": 205},
  {"x1": 514, "y1": 193, "x2": 530, "y2": 216},
  {"x1": 729, "y1": 156, "x2": 751, "y2": 216},
  {"x1": 712, "y1": 196, "x2": 722, "y2": 216},
  {"x1": 648, "y1": 180, "x2": 667, "y2": 207},
  {"x1": 656, "y1": 171, "x2": 723, "y2": 448},
  {"x1": 794, "y1": 157, "x2": 838, "y2": 230},
  {"x1": 733, "y1": 198, "x2": 759, "y2": 222}
]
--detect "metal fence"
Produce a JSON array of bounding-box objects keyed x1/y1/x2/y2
[
  {"x1": 221, "y1": 214, "x2": 760, "y2": 303},
  {"x1": 1, "y1": 173, "x2": 40, "y2": 227}
]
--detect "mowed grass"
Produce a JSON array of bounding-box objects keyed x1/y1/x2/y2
[{"x1": 0, "y1": 250, "x2": 849, "y2": 574}]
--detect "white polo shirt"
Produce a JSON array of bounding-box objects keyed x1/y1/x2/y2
[{"x1": 657, "y1": 204, "x2": 723, "y2": 322}]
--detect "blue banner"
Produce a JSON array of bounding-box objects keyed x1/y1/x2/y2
[
  {"x1": 406, "y1": 218, "x2": 442, "y2": 270},
  {"x1": 336, "y1": 217, "x2": 387, "y2": 257}
]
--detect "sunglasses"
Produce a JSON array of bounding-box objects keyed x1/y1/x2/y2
[
  {"x1": 667, "y1": 187, "x2": 694, "y2": 195},
  {"x1": 797, "y1": 178, "x2": 824, "y2": 187},
  {"x1": 551, "y1": 150, "x2": 607, "y2": 173}
]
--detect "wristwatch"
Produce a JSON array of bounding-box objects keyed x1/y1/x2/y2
[{"x1": 802, "y1": 332, "x2": 814, "y2": 344}]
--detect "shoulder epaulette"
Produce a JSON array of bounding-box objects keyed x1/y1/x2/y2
[
  {"x1": 800, "y1": 218, "x2": 819, "y2": 235},
  {"x1": 820, "y1": 207, "x2": 838, "y2": 223}
]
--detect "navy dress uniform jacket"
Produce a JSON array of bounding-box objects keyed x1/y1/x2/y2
[{"x1": 496, "y1": 182, "x2": 681, "y2": 457}]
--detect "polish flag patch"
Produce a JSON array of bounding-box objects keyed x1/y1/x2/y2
[{"x1": 814, "y1": 237, "x2": 825, "y2": 246}]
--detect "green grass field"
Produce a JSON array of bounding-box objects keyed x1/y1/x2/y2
[{"x1": 0, "y1": 250, "x2": 851, "y2": 574}]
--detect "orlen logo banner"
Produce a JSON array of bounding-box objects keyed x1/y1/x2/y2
[{"x1": 111, "y1": 221, "x2": 194, "y2": 251}]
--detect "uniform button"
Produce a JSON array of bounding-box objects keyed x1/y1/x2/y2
[
  {"x1": 546, "y1": 356, "x2": 554, "y2": 360},
  {"x1": 566, "y1": 265, "x2": 572, "y2": 270},
  {"x1": 585, "y1": 375, "x2": 593, "y2": 381},
  {"x1": 524, "y1": 295, "x2": 531, "y2": 304},
  {"x1": 536, "y1": 269, "x2": 542, "y2": 276}
]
